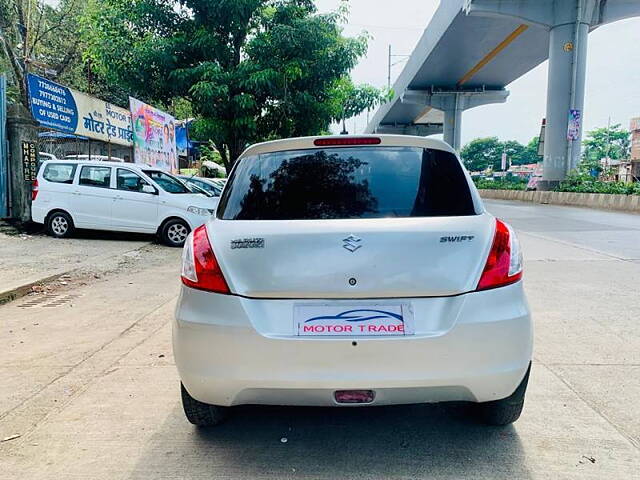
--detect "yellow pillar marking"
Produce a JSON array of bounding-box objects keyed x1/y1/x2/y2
[{"x1": 457, "y1": 24, "x2": 529, "y2": 87}]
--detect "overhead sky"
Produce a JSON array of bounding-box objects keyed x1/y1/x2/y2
[{"x1": 315, "y1": 0, "x2": 640, "y2": 146}]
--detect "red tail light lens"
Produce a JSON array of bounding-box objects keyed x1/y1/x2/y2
[
  {"x1": 476, "y1": 219, "x2": 523, "y2": 291},
  {"x1": 181, "y1": 224, "x2": 230, "y2": 294},
  {"x1": 32, "y1": 179, "x2": 39, "y2": 201},
  {"x1": 314, "y1": 137, "x2": 381, "y2": 146}
]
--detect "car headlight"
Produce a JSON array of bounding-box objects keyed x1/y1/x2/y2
[{"x1": 187, "y1": 206, "x2": 214, "y2": 216}]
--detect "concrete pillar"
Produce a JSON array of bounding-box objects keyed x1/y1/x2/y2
[
  {"x1": 7, "y1": 103, "x2": 38, "y2": 221},
  {"x1": 400, "y1": 88, "x2": 508, "y2": 150},
  {"x1": 463, "y1": 0, "x2": 640, "y2": 187},
  {"x1": 443, "y1": 101, "x2": 462, "y2": 151},
  {"x1": 541, "y1": 20, "x2": 589, "y2": 189},
  {"x1": 375, "y1": 124, "x2": 443, "y2": 136}
]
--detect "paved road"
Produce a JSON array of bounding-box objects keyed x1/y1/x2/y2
[{"x1": 1, "y1": 200, "x2": 639, "y2": 479}]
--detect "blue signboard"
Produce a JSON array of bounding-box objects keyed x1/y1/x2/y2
[
  {"x1": 27, "y1": 74, "x2": 79, "y2": 133},
  {"x1": 176, "y1": 124, "x2": 188, "y2": 156},
  {"x1": 27, "y1": 73, "x2": 133, "y2": 146}
]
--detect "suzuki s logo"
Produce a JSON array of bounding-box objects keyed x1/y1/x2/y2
[{"x1": 343, "y1": 234, "x2": 362, "y2": 252}]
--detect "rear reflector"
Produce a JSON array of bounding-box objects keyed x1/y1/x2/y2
[
  {"x1": 314, "y1": 137, "x2": 381, "y2": 147},
  {"x1": 334, "y1": 390, "x2": 376, "y2": 404},
  {"x1": 32, "y1": 179, "x2": 39, "y2": 201}
]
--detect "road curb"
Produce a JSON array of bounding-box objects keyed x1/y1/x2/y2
[
  {"x1": 479, "y1": 189, "x2": 640, "y2": 214},
  {"x1": 0, "y1": 272, "x2": 70, "y2": 306}
]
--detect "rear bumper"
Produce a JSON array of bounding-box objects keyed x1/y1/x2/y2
[
  {"x1": 173, "y1": 283, "x2": 532, "y2": 407},
  {"x1": 31, "y1": 204, "x2": 46, "y2": 224}
]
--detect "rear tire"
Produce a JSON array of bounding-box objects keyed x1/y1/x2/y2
[
  {"x1": 160, "y1": 219, "x2": 190, "y2": 247},
  {"x1": 474, "y1": 363, "x2": 531, "y2": 426},
  {"x1": 181, "y1": 383, "x2": 229, "y2": 427},
  {"x1": 46, "y1": 211, "x2": 74, "y2": 238}
]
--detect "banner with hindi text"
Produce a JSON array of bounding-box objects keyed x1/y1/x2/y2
[
  {"x1": 129, "y1": 97, "x2": 177, "y2": 172},
  {"x1": 27, "y1": 74, "x2": 133, "y2": 146}
]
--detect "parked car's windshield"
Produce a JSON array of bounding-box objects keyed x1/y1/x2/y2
[
  {"x1": 194, "y1": 178, "x2": 222, "y2": 196},
  {"x1": 143, "y1": 170, "x2": 190, "y2": 194},
  {"x1": 218, "y1": 146, "x2": 476, "y2": 220}
]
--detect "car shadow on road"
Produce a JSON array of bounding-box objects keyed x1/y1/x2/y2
[
  {"x1": 71, "y1": 229, "x2": 157, "y2": 244},
  {"x1": 128, "y1": 402, "x2": 532, "y2": 479},
  {"x1": 26, "y1": 223, "x2": 157, "y2": 244}
]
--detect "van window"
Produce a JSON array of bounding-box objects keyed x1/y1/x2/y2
[
  {"x1": 43, "y1": 163, "x2": 77, "y2": 184},
  {"x1": 79, "y1": 166, "x2": 112, "y2": 188},
  {"x1": 218, "y1": 146, "x2": 476, "y2": 220},
  {"x1": 117, "y1": 169, "x2": 151, "y2": 192}
]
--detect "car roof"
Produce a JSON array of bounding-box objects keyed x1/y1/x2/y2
[
  {"x1": 239, "y1": 134, "x2": 456, "y2": 159},
  {"x1": 40, "y1": 160, "x2": 158, "y2": 170}
]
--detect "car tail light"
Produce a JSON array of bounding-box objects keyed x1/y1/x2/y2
[
  {"x1": 32, "y1": 179, "x2": 39, "y2": 201},
  {"x1": 314, "y1": 137, "x2": 381, "y2": 146},
  {"x1": 476, "y1": 219, "x2": 523, "y2": 291},
  {"x1": 181, "y1": 224, "x2": 230, "y2": 294}
]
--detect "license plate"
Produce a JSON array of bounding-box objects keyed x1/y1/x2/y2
[{"x1": 294, "y1": 304, "x2": 414, "y2": 337}]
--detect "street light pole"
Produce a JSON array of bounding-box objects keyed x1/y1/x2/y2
[
  {"x1": 388, "y1": 45, "x2": 410, "y2": 91},
  {"x1": 388, "y1": 45, "x2": 392, "y2": 90}
]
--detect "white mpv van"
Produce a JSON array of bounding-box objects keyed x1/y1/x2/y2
[
  {"x1": 174, "y1": 135, "x2": 532, "y2": 427},
  {"x1": 32, "y1": 161, "x2": 218, "y2": 247}
]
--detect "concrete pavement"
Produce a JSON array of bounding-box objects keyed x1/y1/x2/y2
[
  {"x1": 1, "y1": 200, "x2": 639, "y2": 479},
  {"x1": 0, "y1": 228, "x2": 153, "y2": 303}
]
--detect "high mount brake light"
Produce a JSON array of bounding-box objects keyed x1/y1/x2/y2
[
  {"x1": 313, "y1": 137, "x2": 381, "y2": 146},
  {"x1": 476, "y1": 219, "x2": 523, "y2": 291},
  {"x1": 32, "y1": 179, "x2": 39, "y2": 201},
  {"x1": 181, "y1": 224, "x2": 230, "y2": 294}
]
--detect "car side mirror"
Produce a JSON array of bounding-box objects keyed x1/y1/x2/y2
[{"x1": 142, "y1": 184, "x2": 157, "y2": 194}]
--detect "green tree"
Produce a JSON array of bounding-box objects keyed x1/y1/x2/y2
[
  {"x1": 580, "y1": 124, "x2": 631, "y2": 174},
  {"x1": 84, "y1": 0, "x2": 377, "y2": 170},
  {"x1": 461, "y1": 137, "x2": 503, "y2": 171},
  {"x1": 521, "y1": 136, "x2": 541, "y2": 165},
  {"x1": 462, "y1": 136, "x2": 542, "y2": 171},
  {"x1": 0, "y1": 0, "x2": 129, "y2": 107},
  {"x1": 0, "y1": 0, "x2": 87, "y2": 107},
  {"x1": 501, "y1": 140, "x2": 526, "y2": 166},
  {"x1": 330, "y1": 78, "x2": 392, "y2": 133}
]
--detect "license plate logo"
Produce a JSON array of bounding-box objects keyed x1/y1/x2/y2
[{"x1": 294, "y1": 305, "x2": 413, "y2": 336}]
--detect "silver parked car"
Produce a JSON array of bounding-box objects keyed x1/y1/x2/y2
[{"x1": 173, "y1": 135, "x2": 532, "y2": 427}]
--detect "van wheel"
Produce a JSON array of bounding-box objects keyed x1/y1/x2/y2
[
  {"x1": 473, "y1": 363, "x2": 530, "y2": 426},
  {"x1": 181, "y1": 383, "x2": 229, "y2": 426},
  {"x1": 46, "y1": 211, "x2": 74, "y2": 238},
  {"x1": 161, "y1": 219, "x2": 190, "y2": 247}
]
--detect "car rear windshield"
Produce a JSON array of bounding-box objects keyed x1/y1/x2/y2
[{"x1": 217, "y1": 146, "x2": 476, "y2": 220}]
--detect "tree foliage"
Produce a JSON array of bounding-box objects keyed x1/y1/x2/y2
[
  {"x1": 0, "y1": 0, "x2": 86, "y2": 106},
  {"x1": 461, "y1": 137, "x2": 503, "y2": 172},
  {"x1": 461, "y1": 136, "x2": 541, "y2": 172},
  {"x1": 579, "y1": 124, "x2": 630, "y2": 174},
  {"x1": 330, "y1": 77, "x2": 392, "y2": 132},
  {"x1": 84, "y1": 0, "x2": 378, "y2": 169}
]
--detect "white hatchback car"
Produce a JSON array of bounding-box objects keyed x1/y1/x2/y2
[
  {"x1": 174, "y1": 135, "x2": 532, "y2": 426},
  {"x1": 32, "y1": 160, "x2": 218, "y2": 247}
]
